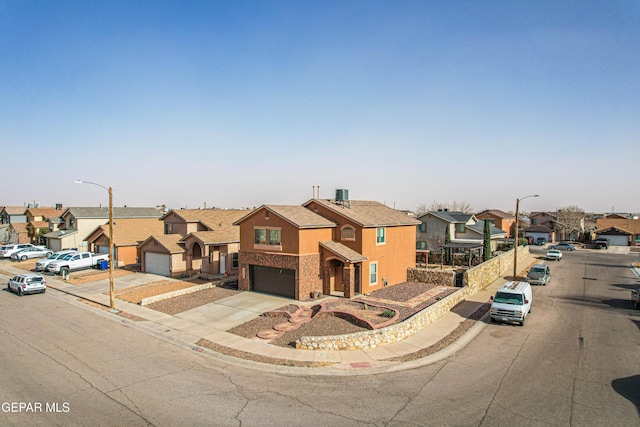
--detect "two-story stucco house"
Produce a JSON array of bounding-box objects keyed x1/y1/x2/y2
[
  {"x1": 476, "y1": 209, "x2": 516, "y2": 237},
  {"x1": 234, "y1": 194, "x2": 421, "y2": 301},
  {"x1": 24, "y1": 206, "x2": 64, "y2": 244}
]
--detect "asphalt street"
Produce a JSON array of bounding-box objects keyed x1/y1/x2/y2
[{"x1": 0, "y1": 248, "x2": 638, "y2": 426}]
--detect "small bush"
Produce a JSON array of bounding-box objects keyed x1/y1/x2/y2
[{"x1": 381, "y1": 310, "x2": 395, "y2": 318}]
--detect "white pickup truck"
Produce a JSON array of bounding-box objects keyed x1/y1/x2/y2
[{"x1": 47, "y1": 252, "x2": 110, "y2": 275}]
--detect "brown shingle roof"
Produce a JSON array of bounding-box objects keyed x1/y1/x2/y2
[
  {"x1": 233, "y1": 206, "x2": 336, "y2": 229},
  {"x1": 25, "y1": 207, "x2": 64, "y2": 219},
  {"x1": 161, "y1": 209, "x2": 250, "y2": 230},
  {"x1": 595, "y1": 217, "x2": 640, "y2": 235},
  {"x1": 2, "y1": 206, "x2": 26, "y2": 215},
  {"x1": 305, "y1": 199, "x2": 421, "y2": 227},
  {"x1": 476, "y1": 209, "x2": 515, "y2": 219},
  {"x1": 86, "y1": 218, "x2": 164, "y2": 246},
  {"x1": 141, "y1": 234, "x2": 185, "y2": 253},
  {"x1": 182, "y1": 229, "x2": 239, "y2": 245},
  {"x1": 320, "y1": 241, "x2": 367, "y2": 263}
]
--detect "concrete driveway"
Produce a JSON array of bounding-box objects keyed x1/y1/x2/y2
[{"x1": 174, "y1": 291, "x2": 296, "y2": 331}]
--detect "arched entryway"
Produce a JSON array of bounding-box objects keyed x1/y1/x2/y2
[{"x1": 190, "y1": 242, "x2": 203, "y2": 272}]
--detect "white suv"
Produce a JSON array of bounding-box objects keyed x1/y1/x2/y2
[
  {"x1": 0, "y1": 244, "x2": 45, "y2": 258},
  {"x1": 7, "y1": 273, "x2": 47, "y2": 296}
]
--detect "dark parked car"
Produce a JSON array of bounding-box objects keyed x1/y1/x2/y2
[{"x1": 549, "y1": 243, "x2": 576, "y2": 251}]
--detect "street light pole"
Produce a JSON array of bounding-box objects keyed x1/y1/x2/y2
[
  {"x1": 513, "y1": 194, "x2": 539, "y2": 280},
  {"x1": 73, "y1": 180, "x2": 115, "y2": 311}
]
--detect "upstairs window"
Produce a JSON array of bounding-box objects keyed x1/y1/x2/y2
[
  {"x1": 341, "y1": 225, "x2": 355, "y2": 241},
  {"x1": 376, "y1": 227, "x2": 386, "y2": 244},
  {"x1": 254, "y1": 229, "x2": 267, "y2": 245},
  {"x1": 268, "y1": 229, "x2": 281, "y2": 246},
  {"x1": 418, "y1": 223, "x2": 426, "y2": 232},
  {"x1": 254, "y1": 227, "x2": 282, "y2": 248},
  {"x1": 455, "y1": 223, "x2": 465, "y2": 233},
  {"x1": 417, "y1": 241, "x2": 427, "y2": 250}
]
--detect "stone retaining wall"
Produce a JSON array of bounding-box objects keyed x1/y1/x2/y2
[
  {"x1": 296, "y1": 288, "x2": 465, "y2": 350},
  {"x1": 406, "y1": 268, "x2": 455, "y2": 286},
  {"x1": 295, "y1": 245, "x2": 531, "y2": 351},
  {"x1": 140, "y1": 282, "x2": 219, "y2": 306},
  {"x1": 463, "y1": 245, "x2": 529, "y2": 296}
]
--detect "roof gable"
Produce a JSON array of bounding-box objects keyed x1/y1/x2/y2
[
  {"x1": 234, "y1": 205, "x2": 336, "y2": 229},
  {"x1": 304, "y1": 199, "x2": 421, "y2": 227}
]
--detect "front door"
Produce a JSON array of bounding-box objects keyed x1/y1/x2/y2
[{"x1": 220, "y1": 253, "x2": 226, "y2": 275}]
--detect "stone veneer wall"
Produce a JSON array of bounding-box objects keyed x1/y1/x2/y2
[
  {"x1": 406, "y1": 268, "x2": 455, "y2": 286},
  {"x1": 463, "y1": 245, "x2": 530, "y2": 296},
  {"x1": 238, "y1": 251, "x2": 322, "y2": 301},
  {"x1": 296, "y1": 288, "x2": 466, "y2": 350}
]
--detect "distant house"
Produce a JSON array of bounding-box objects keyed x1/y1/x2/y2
[
  {"x1": 523, "y1": 224, "x2": 555, "y2": 244},
  {"x1": 416, "y1": 210, "x2": 507, "y2": 252},
  {"x1": 594, "y1": 214, "x2": 640, "y2": 246},
  {"x1": 84, "y1": 218, "x2": 165, "y2": 267},
  {"x1": 476, "y1": 209, "x2": 516, "y2": 237},
  {"x1": 234, "y1": 194, "x2": 420, "y2": 300},
  {"x1": 0, "y1": 206, "x2": 27, "y2": 225},
  {"x1": 44, "y1": 207, "x2": 162, "y2": 252},
  {"x1": 138, "y1": 209, "x2": 249, "y2": 277},
  {"x1": 24, "y1": 206, "x2": 64, "y2": 245}
]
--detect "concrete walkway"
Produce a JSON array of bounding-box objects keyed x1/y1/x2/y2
[{"x1": 1, "y1": 255, "x2": 535, "y2": 375}]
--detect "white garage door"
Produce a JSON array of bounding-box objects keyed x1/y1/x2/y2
[
  {"x1": 145, "y1": 253, "x2": 170, "y2": 276},
  {"x1": 604, "y1": 235, "x2": 629, "y2": 246}
]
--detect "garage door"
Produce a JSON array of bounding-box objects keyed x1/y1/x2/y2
[
  {"x1": 145, "y1": 253, "x2": 170, "y2": 276},
  {"x1": 604, "y1": 235, "x2": 629, "y2": 246},
  {"x1": 97, "y1": 246, "x2": 110, "y2": 254},
  {"x1": 250, "y1": 265, "x2": 296, "y2": 298}
]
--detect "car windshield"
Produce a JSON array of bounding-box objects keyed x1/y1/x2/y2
[
  {"x1": 46, "y1": 253, "x2": 58, "y2": 259},
  {"x1": 494, "y1": 292, "x2": 524, "y2": 305},
  {"x1": 59, "y1": 254, "x2": 75, "y2": 260}
]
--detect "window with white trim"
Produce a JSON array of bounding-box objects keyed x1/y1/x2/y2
[
  {"x1": 369, "y1": 262, "x2": 378, "y2": 284},
  {"x1": 455, "y1": 223, "x2": 465, "y2": 233},
  {"x1": 254, "y1": 229, "x2": 267, "y2": 245},
  {"x1": 376, "y1": 227, "x2": 386, "y2": 244},
  {"x1": 254, "y1": 227, "x2": 282, "y2": 248}
]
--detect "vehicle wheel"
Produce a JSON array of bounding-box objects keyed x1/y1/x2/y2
[
  {"x1": 490, "y1": 317, "x2": 496, "y2": 323},
  {"x1": 6, "y1": 285, "x2": 12, "y2": 293},
  {"x1": 46, "y1": 252, "x2": 53, "y2": 257},
  {"x1": 520, "y1": 317, "x2": 525, "y2": 326},
  {"x1": 18, "y1": 287, "x2": 24, "y2": 297},
  {"x1": 41, "y1": 289, "x2": 46, "y2": 294},
  {"x1": 20, "y1": 255, "x2": 27, "y2": 261}
]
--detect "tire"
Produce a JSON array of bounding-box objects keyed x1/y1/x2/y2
[
  {"x1": 520, "y1": 317, "x2": 525, "y2": 326},
  {"x1": 46, "y1": 252, "x2": 53, "y2": 257},
  {"x1": 6, "y1": 285, "x2": 12, "y2": 294},
  {"x1": 41, "y1": 289, "x2": 46, "y2": 294},
  {"x1": 490, "y1": 317, "x2": 496, "y2": 323},
  {"x1": 20, "y1": 255, "x2": 27, "y2": 261},
  {"x1": 18, "y1": 287, "x2": 24, "y2": 297}
]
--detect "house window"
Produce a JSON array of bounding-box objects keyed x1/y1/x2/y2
[
  {"x1": 488, "y1": 219, "x2": 495, "y2": 225},
  {"x1": 254, "y1": 227, "x2": 282, "y2": 248},
  {"x1": 455, "y1": 223, "x2": 465, "y2": 233},
  {"x1": 417, "y1": 241, "x2": 427, "y2": 250},
  {"x1": 418, "y1": 223, "x2": 426, "y2": 232},
  {"x1": 268, "y1": 229, "x2": 281, "y2": 245},
  {"x1": 165, "y1": 223, "x2": 172, "y2": 234},
  {"x1": 369, "y1": 262, "x2": 378, "y2": 284},
  {"x1": 376, "y1": 227, "x2": 386, "y2": 244},
  {"x1": 531, "y1": 218, "x2": 537, "y2": 225},
  {"x1": 254, "y1": 229, "x2": 267, "y2": 245},
  {"x1": 69, "y1": 218, "x2": 75, "y2": 228},
  {"x1": 232, "y1": 253, "x2": 239, "y2": 268},
  {"x1": 341, "y1": 225, "x2": 355, "y2": 241}
]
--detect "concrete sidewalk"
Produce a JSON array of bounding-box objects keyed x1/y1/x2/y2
[{"x1": 1, "y1": 255, "x2": 534, "y2": 375}]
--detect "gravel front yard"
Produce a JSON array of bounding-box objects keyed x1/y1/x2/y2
[{"x1": 146, "y1": 287, "x2": 240, "y2": 315}]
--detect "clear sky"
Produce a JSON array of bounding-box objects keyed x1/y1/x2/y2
[{"x1": 1, "y1": 1, "x2": 638, "y2": 213}]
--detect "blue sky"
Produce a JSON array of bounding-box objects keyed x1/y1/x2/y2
[{"x1": 1, "y1": 1, "x2": 638, "y2": 213}]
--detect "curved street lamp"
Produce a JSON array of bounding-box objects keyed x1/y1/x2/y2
[
  {"x1": 513, "y1": 194, "x2": 539, "y2": 280},
  {"x1": 73, "y1": 180, "x2": 115, "y2": 310}
]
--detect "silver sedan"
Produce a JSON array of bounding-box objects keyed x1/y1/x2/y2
[{"x1": 10, "y1": 247, "x2": 53, "y2": 261}]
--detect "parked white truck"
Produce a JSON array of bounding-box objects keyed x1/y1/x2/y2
[{"x1": 46, "y1": 252, "x2": 110, "y2": 275}]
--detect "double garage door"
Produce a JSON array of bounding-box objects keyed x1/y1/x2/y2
[{"x1": 250, "y1": 265, "x2": 295, "y2": 299}]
